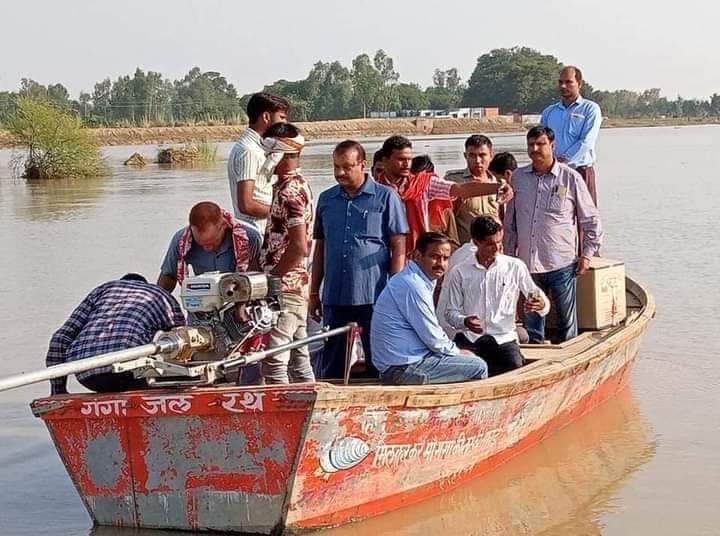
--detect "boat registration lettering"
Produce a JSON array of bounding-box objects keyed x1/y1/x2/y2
[
  {"x1": 80, "y1": 399, "x2": 128, "y2": 417},
  {"x1": 140, "y1": 395, "x2": 193, "y2": 415},
  {"x1": 221, "y1": 392, "x2": 265, "y2": 413},
  {"x1": 372, "y1": 434, "x2": 485, "y2": 467}
]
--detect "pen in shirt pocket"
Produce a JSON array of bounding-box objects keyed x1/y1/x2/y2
[{"x1": 363, "y1": 210, "x2": 368, "y2": 219}]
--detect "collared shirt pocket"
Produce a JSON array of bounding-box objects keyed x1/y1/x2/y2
[
  {"x1": 359, "y1": 206, "x2": 384, "y2": 238},
  {"x1": 546, "y1": 183, "x2": 568, "y2": 213},
  {"x1": 568, "y1": 112, "x2": 585, "y2": 137}
]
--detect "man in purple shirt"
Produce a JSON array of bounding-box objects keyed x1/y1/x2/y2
[{"x1": 503, "y1": 126, "x2": 602, "y2": 343}]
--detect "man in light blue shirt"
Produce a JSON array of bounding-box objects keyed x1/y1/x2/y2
[
  {"x1": 371, "y1": 232, "x2": 488, "y2": 385},
  {"x1": 541, "y1": 66, "x2": 601, "y2": 205}
]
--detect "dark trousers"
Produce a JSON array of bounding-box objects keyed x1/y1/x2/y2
[
  {"x1": 576, "y1": 165, "x2": 598, "y2": 206},
  {"x1": 79, "y1": 372, "x2": 146, "y2": 393},
  {"x1": 317, "y1": 304, "x2": 376, "y2": 379},
  {"x1": 454, "y1": 333, "x2": 524, "y2": 376}
]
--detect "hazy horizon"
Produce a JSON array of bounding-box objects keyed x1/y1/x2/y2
[{"x1": 3, "y1": 0, "x2": 717, "y2": 100}]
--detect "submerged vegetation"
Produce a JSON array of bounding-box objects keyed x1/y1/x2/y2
[
  {"x1": 6, "y1": 97, "x2": 106, "y2": 179},
  {"x1": 156, "y1": 140, "x2": 218, "y2": 165},
  {"x1": 195, "y1": 140, "x2": 218, "y2": 163}
]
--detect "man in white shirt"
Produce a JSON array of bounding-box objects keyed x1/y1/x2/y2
[
  {"x1": 440, "y1": 216, "x2": 549, "y2": 376},
  {"x1": 227, "y1": 92, "x2": 289, "y2": 234},
  {"x1": 437, "y1": 241, "x2": 476, "y2": 338}
]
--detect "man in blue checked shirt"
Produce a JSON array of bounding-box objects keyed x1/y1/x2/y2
[
  {"x1": 541, "y1": 66, "x2": 602, "y2": 205},
  {"x1": 46, "y1": 274, "x2": 186, "y2": 395}
]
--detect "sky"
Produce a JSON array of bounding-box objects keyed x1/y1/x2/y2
[{"x1": 1, "y1": 0, "x2": 717, "y2": 100}]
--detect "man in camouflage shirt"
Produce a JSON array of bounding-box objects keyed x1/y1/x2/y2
[{"x1": 260, "y1": 123, "x2": 315, "y2": 384}]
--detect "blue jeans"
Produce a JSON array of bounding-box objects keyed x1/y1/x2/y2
[
  {"x1": 380, "y1": 353, "x2": 488, "y2": 385},
  {"x1": 525, "y1": 263, "x2": 577, "y2": 343}
]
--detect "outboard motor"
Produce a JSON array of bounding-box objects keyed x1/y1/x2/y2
[{"x1": 180, "y1": 271, "x2": 283, "y2": 357}]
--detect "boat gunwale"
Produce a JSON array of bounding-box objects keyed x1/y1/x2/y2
[
  {"x1": 31, "y1": 277, "x2": 654, "y2": 413},
  {"x1": 309, "y1": 275, "x2": 654, "y2": 408}
]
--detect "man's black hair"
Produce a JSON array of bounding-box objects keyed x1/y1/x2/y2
[
  {"x1": 372, "y1": 148, "x2": 385, "y2": 166},
  {"x1": 488, "y1": 152, "x2": 518, "y2": 175},
  {"x1": 381, "y1": 135, "x2": 412, "y2": 155},
  {"x1": 526, "y1": 125, "x2": 555, "y2": 142},
  {"x1": 246, "y1": 92, "x2": 290, "y2": 124},
  {"x1": 470, "y1": 216, "x2": 503, "y2": 242},
  {"x1": 334, "y1": 140, "x2": 367, "y2": 161},
  {"x1": 121, "y1": 273, "x2": 148, "y2": 283},
  {"x1": 415, "y1": 232, "x2": 451, "y2": 253},
  {"x1": 411, "y1": 154, "x2": 434, "y2": 174},
  {"x1": 263, "y1": 122, "x2": 300, "y2": 139},
  {"x1": 562, "y1": 65, "x2": 583, "y2": 82},
  {"x1": 464, "y1": 134, "x2": 493, "y2": 150}
]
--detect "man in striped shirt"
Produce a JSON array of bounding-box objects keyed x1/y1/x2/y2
[
  {"x1": 227, "y1": 92, "x2": 290, "y2": 234},
  {"x1": 375, "y1": 135, "x2": 513, "y2": 253},
  {"x1": 45, "y1": 274, "x2": 185, "y2": 395}
]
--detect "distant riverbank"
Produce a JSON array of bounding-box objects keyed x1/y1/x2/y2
[{"x1": 0, "y1": 116, "x2": 717, "y2": 149}]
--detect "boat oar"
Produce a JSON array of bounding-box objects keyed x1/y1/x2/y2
[
  {"x1": 0, "y1": 324, "x2": 356, "y2": 394},
  {"x1": 218, "y1": 323, "x2": 357, "y2": 372},
  {"x1": 0, "y1": 331, "x2": 187, "y2": 394}
]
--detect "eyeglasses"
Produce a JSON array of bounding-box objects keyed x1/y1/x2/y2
[{"x1": 334, "y1": 161, "x2": 363, "y2": 173}]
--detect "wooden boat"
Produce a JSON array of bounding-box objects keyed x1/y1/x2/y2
[
  {"x1": 313, "y1": 387, "x2": 654, "y2": 536},
  {"x1": 31, "y1": 277, "x2": 654, "y2": 534}
]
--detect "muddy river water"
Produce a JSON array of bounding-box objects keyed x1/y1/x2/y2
[{"x1": 0, "y1": 126, "x2": 718, "y2": 535}]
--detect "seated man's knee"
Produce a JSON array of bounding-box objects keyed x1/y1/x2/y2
[
  {"x1": 463, "y1": 353, "x2": 488, "y2": 380},
  {"x1": 475, "y1": 359, "x2": 489, "y2": 380},
  {"x1": 516, "y1": 325, "x2": 529, "y2": 344}
]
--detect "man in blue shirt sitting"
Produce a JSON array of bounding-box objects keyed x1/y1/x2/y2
[
  {"x1": 371, "y1": 232, "x2": 488, "y2": 385},
  {"x1": 310, "y1": 140, "x2": 408, "y2": 379},
  {"x1": 541, "y1": 65, "x2": 602, "y2": 205}
]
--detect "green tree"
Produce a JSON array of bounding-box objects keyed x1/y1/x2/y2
[
  {"x1": 174, "y1": 67, "x2": 242, "y2": 124},
  {"x1": 0, "y1": 91, "x2": 17, "y2": 125},
  {"x1": 373, "y1": 49, "x2": 400, "y2": 112},
  {"x1": 261, "y1": 78, "x2": 311, "y2": 120},
  {"x1": 109, "y1": 74, "x2": 136, "y2": 123},
  {"x1": 47, "y1": 83, "x2": 71, "y2": 107},
  {"x1": 18, "y1": 79, "x2": 72, "y2": 109},
  {"x1": 265, "y1": 61, "x2": 354, "y2": 120},
  {"x1": 310, "y1": 61, "x2": 353, "y2": 120},
  {"x1": 710, "y1": 93, "x2": 720, "y2": 118},
  {"x1": 6, "y1": 97, "x2": 105, "y2": 179},
  {"x1": 397, "y1": 83, "x2": 429, "y2": 111},
  {"x1": 426, "y1": 67, "x2": 465, "y2": 109},
  {"x1": 91, "y1": 78, "x2": 112, "y2": 124},
  {"x1": 76, "y1": 91, "x2": 92, "y2": 122},
  {"x1": 463, "y1": 47, "x2": 561, "y2": 112},
  {"x1": 351, "y1": 53, "x2": 381, "y2": 118},
  {"x1": 594, "y1": 89, "x2": 641, "y2": 117}
]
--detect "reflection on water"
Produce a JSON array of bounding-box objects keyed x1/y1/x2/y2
[
  {"x1": 1, "y1": 127, "x2": 719, "y2": 535},
  {"x1": 322, "y1": 389, "x2": 653, "y2": 536},
  {"x1": 84, "y1": 390, "x2": 651, "y2": 536},
  {"x1": 19, "y1": 176, "x2": 108, "y2": 222}
]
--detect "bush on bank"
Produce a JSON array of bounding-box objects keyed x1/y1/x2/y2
[{"x1": 6, "y1": 97, "x2": 106, "y2": 179}]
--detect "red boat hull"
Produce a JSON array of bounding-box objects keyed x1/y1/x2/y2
[{"x1": 32, "y1": 280, "x2": 653, "y2": 533}]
